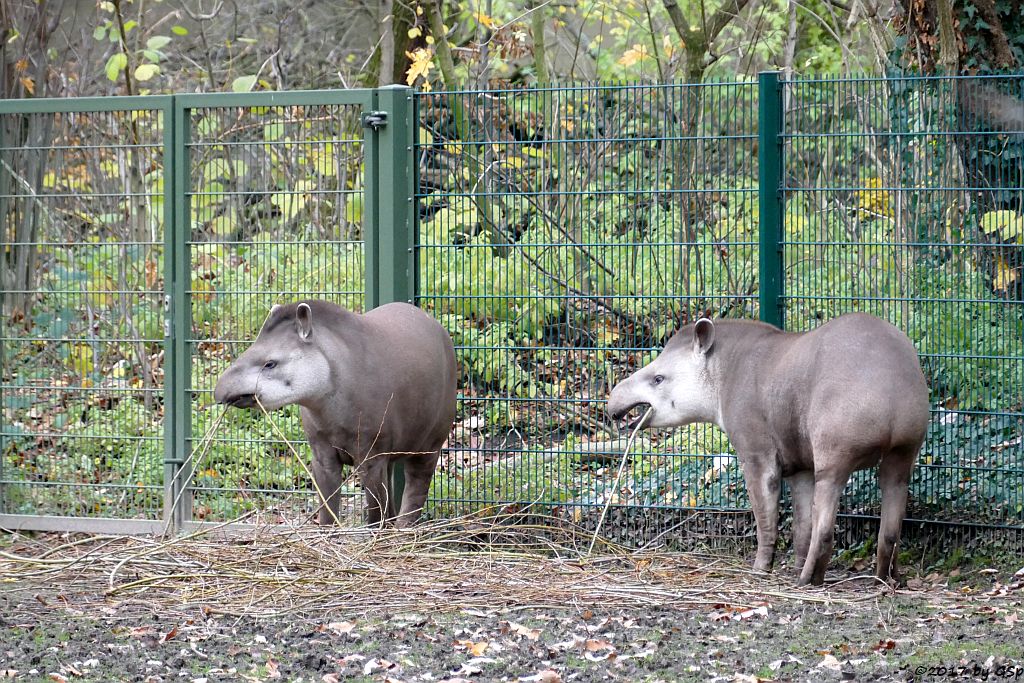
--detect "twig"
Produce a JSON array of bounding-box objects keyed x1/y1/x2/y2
[{"x1": 586, "y1": 407, "x2": 653, "y2": 556}]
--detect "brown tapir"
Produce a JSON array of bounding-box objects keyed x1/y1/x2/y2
[
  {"x1": 214, "y1": 300, "x2": 457, "y2": 528},
  {"x1": 607, "y1": 313, "x2": 929, "y2": 586}
]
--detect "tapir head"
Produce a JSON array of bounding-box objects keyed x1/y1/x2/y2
[
  {"x1": 607, "y1": 318, "x2": 721, "y2": 430},
  {"x1": 214, "y1": 302, "x2": 333, "y2": 411}
]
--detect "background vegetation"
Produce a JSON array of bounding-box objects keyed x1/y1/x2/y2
[{"x1": 0, "y1": 0, "x2": 1021, "y2": 536}]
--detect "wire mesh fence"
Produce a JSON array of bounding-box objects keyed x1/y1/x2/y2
[
  {"x1": 414, "y1": 82, "x2": 762, "y2": 541},
  {"x1": 0, "y1": 100, "x2": 169, "y2": 522},
  {"x1": 181, "y1": 97, "x2": 370, "y2": 524},
  {"x1": 0, "y1": 76, "x2": 1021, "y2": 539},
  {"x1": 781, "y1": 74, "x2": 1024, "y2": 528}
]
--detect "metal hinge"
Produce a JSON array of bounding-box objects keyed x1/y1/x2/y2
[{"x1": 361, "y1": 111, "x2": 388, "y2": 129}]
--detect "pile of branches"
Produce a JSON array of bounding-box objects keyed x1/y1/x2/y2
[{"x1": 0, "y1": 514, "x2": 869, "y2": 620}]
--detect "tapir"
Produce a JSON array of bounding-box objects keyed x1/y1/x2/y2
[
  {"x1": 214, "y1": 300, "x2": 457, "y2": 528},
  {"x1": 607, "y1": 313, "x2": 929, "y2": 586}
]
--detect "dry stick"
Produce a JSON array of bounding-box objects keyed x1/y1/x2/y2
[
  {"x1": 255, "y1": 396, "x2": 342, "y2": 527},
  {"x1": 586, "y1": 407, "x2": 653, "y2": 557},
  {"x1": 160, "y1": 406, "x2": 228, "y2": 537}
]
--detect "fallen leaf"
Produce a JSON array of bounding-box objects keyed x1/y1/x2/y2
[
  {"x1": 454, "y1": 640, "x2": 489, "y2": 656},
  {"x1": 519, "y1": 670, "x2": 562, "y2": 683},
  {"x1": 817, "y1": 654, "x2": 842, "y2": 671},
  {"x1": 584, "y1": 638, "x2": 614, "y2": 652},
  {"x1": 505, "y1": 620, "x2": 542, "y2": 641},
  {"x1": 327, "y1": 621, "x2": 358, "y2": 637},
  {"x1": 162, "y1": 626, "x2": 178, "y2": 642},
  {"x1": 363, "y1": 659, "x2": 394, "y2": 676},
  {"x1": 266, "y1": 657, "x2": 281, "y2": 679},
  {"x1": 0, "y1": 672, "x2": 17, "y2": 680},
  {"x1": 48, "y1": 675, "x2": 68, "y2": 683},
  {"x1": 321, "y1": 675, "x2": 340, "y2": 683}
]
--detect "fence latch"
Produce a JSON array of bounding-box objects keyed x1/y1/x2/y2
[{"x1": 361, "y1": 111, "x2": 388, "y2": 129}]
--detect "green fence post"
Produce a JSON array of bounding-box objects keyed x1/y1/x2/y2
[
  {"x1": 758, "y1": 71, "x2": 785, "y2": 329},
  {"x1": 367, "y1": 85, "x2": 416, "y2": 510},
  {"x1": 375, "y1": 85, "x2": 416, "y2": 305},
  {"x1": 165, "y1": 98, "x2": 193, "y2": 532}
]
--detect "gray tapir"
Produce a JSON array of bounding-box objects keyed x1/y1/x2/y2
[
  {"x1": 214, "y1": 300, "x2": 457, "y2": 528},
  {"x1": 607, "y1": 313, "x2": 929, "y2": 586}
]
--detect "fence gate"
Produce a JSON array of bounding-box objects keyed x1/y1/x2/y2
[
  {"x1": 0, "y1": 97, "x2": 172, "y2": 533},
  {"x1": 0, "y1": 88, "x2": 414, "y2": 533}
]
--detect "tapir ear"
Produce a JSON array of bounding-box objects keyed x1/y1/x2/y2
[
  {"x1": 693, "y1": 318, "x2": 715, "y2": 355},
  {"x1": 296, "y1": 303, "x2": 313, "y2": 340}
]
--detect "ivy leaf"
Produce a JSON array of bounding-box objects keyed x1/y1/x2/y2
[
  {"x1": 231, "y1": 75, "x2": 257, "y2": 92},
  {"x1": 104, "y1": 52, "x2": 128, "y2": 82}
]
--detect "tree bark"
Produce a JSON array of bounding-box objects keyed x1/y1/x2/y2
[
  {"x1": 379, "y1": 0, "x2": 396, "y2": 86},
  {"x1": 528, "y1": 0, "x2": 550, "y2": 86},
  {"x1": 423, "y1": 0, "x2": 458, "y2": 87}
]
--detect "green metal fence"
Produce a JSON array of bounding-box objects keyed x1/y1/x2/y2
[
  {"x1": 415, "y1": 81, "x2": 763, "y2": 540},
  {"x1": 776, "y1": 74, "x2": 1024, "y2": 528},
  {"x1": 0, "y1": 98, "x2": 172, "y2": 532},
  {"x1": 1, "y1": 75, "x2": 1021, "y2": 539},
  {"x1": 177, "y1": 92, "x2": 375, "y2": 527}
]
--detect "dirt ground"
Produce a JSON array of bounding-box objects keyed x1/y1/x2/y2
[{"x1": 1, "y1": 526, "x2": 1022, "y2": 683}]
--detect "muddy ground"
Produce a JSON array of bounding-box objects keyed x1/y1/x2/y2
[{"x1": 1, "y1": 530, "x2": 1022, "y2": 683}]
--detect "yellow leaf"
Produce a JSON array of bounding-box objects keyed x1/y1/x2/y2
[
  {"x1": 454, "y1": 640, "x2": 489, "y2": 656},
  {"x1": 19, "y1": 76, "x2": 35, "y2": 95},
  {"x1": 856, "y1": 176, "x2": 893, "y2": 218},
  {"x1": 993, "y1": 256, "x2": 1018, "y2": 291},
  {"x1": 980, "y1": 210, "x2": 1023, "y2": 242},
  {"x1": 474, "y1": 12, "x2": 495, "y2": 28},
  {"x1": 405, "y1": 47, "x2": 434, "y2": 86},
  {"x1": 69, "y1": 344, "x2": 94, "y2": 378},
  {"x1": 408, "y1": 26, "x2": 422, "y2": 39},
  {"x1": 662, "y1": 34, "x2": 674, "y2": 57},
  {"x1": 618, "y1": 43, "x2": 650, "y2": 67}
]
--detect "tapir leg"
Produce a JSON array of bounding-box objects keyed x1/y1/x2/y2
[
  {"x1": 798, "y1": 467, "x2": 849, "y2": 586},
  {"x1": 310, "y1": 441, "x2": 346, "y2": 525},
  {"x1": 394, "y1": 451, "x2": 440, "y2": 529},
  {"x1": 358, "y1": 453, "x2": 392, "y2": 527},
  {"x1": 739, "y1": 455, "x2": 782, "y2": 572},
  {"x1": 876, "y1": 450, "x2": 914, "y2": 583},
  {"x1": 786, "y1": 470, "x2": 815, "y2": 572}
]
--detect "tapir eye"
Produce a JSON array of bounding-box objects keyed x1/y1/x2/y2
[
  {"x1": 263, "y1": 360, "x2": 278, "y2": 370},
  {"x1": 652, "y1": 374, "x2": 665, "y2": 385}
]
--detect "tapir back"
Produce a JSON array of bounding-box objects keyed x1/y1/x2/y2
[{"x1": 735, "y1": 313, "x2": 929, "y2": 467}]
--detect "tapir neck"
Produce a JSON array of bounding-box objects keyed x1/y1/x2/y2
[{"x1": 705, "y1": 321, "x2": 788, "y2": 434}]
